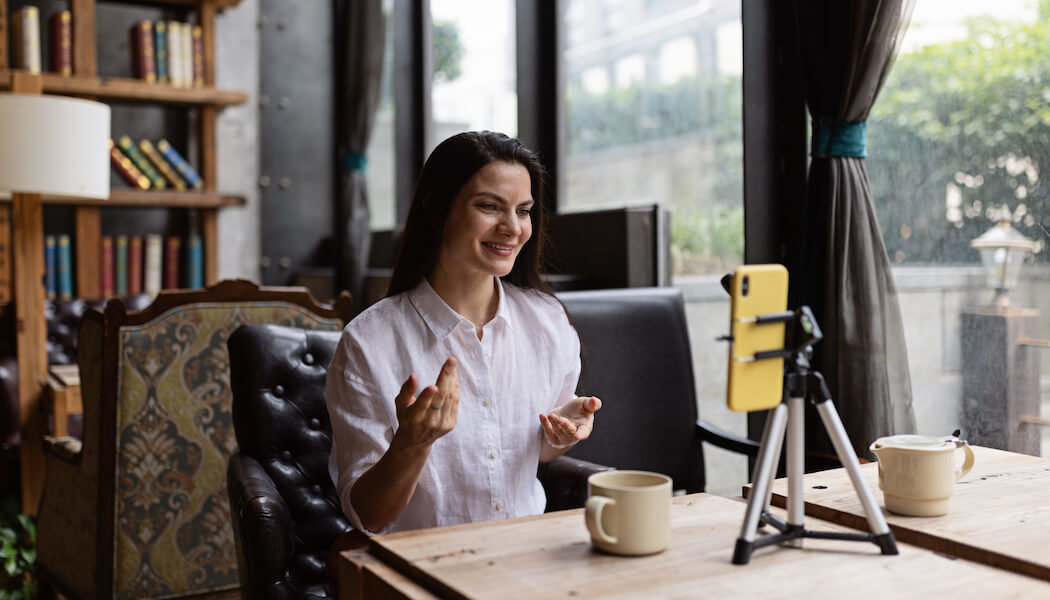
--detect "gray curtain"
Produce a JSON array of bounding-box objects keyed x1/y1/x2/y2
[
  {"x1": 793, "y1": 0, "x2": 917, "y2": 458},
  {"x1": 337, "y1": 0, "x2": 387, "y2": 304}
]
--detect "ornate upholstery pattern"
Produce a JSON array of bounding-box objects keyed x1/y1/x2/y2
[
  {"x1": 35, "y1": 281, "x2": 352, "y2": 600},
  {"x1": 112, "y1": 304, "x2": 343, "y2": 599}
]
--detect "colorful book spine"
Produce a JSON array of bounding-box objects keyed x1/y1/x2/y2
[
  {"x1": 110, "y1": 139, "x2": 151, "y2": 190},
  {"x1": 144, "y1": 234, "x2": 163, "y2": 297},
  {"x1": 164, "y1": 236, "x2": 181, "y2": 289},
  {"x1": 191, "y1": 25, "x2": 204, "y2": 87},
  {"x1": 118, "y1": 136, "x2": 166, "y2": 189},
  {"x1": 153, "y1": 21, "x2": 169, "y2": 84},
  {"x1": 130, "y1": 20, "x2": 156, "y2": 83},
  {"x1": 49, "y1": 11, "x2": 72, "y2": 76},
  {"x1": 57, "y1": 234, "x2": 73, "y2": 300},
  {"x1": 11, "y1": 7, "x2": 42, "y2": 74},
  {"x1": 181, "y1": 23, "x2": 193, "y2": 90},
  {"x1": 167, "y1": 21, "x2": 184, "y2": 88},
  {"x1": 115, "y1": 235, "x2": 128, "y2": 296},
  {"x1": 100, "y1": 235, "x2": 114, "y2": 297},
  {"x1": 44, "y1": 235, "x2": 57, "y2": 300},
  {"x1": 186, "y1": 234, "x2": 203, "y2": 289},
  {"x1": 128, "y1": 235, "x2": 143, "y2": 295},
  {"x1": 139, "y1": 139, "x2": 186, "y2": 190},
  {"x1": 157, "y1": 139, "x2": 203, "y2": 190}
]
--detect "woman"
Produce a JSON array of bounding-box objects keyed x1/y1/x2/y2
[{"x1": 326, "y1": 131, "x2": 601, "y2": 535}]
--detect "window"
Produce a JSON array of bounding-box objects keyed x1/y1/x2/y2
[
  {"x1": 366, "y1": 11, "x2": 397, "y2": 231},
  {"x1": 561, "y1": 0, "x2": 743, "y2": 276},
  {"x1": 429, "y1": 0, "x2": 518, "y2": 154}
]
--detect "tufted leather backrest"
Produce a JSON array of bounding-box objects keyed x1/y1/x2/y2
[
  {"x1": 228, "y1": 324, "x2": 349, "y2": 599},
  {"x1": 558, "y1": 287, "x2": 705, "y2": 493}
]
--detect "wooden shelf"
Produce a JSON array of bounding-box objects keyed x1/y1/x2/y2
[
  {"x1": 0, "y1": 190, "x2": 245, "y2": 208},
  {"x1": 101, "y1": 0, "x2": 240, "y2": 8},
  {"x1": 0, "y1": 71, "x2": 247, "y2": 106}
]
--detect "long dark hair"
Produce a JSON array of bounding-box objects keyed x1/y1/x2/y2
[{"x1": 385, "y1": 131, "x2": 551, "y2": 297}]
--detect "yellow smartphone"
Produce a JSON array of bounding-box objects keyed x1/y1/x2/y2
[{"x1": 726, "y1": 264, "x2": 789, "y2": 412}]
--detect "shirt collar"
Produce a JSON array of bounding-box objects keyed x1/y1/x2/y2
[{"x1": 408, "y1": 277, "x2": 511, "y2": 340}]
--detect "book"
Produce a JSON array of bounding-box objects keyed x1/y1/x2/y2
[
  {"x1": 186, "y1": 234, "x2": 203, "y2": 289},
  {"x1": 164, "y1": 236, "x2": 181, "y2": 289},
  {"x1": 117, "y1": 136, "x2": 166, "y2": 189},
  {"x1": 144, "y1": 234, "x2": 162, "y2": 297},
  {"x1": 115, "y1": 235, "x2": 128, "y2": 296},
  {"x1": 157, "y1": 139, "x2": 203, "y2": 190},
  {"x1": 44, "y1": 235, "x2": 57, "y2": 300},
  {"x1": 11, "y1": 6, "x2": 42, "y2": 74},
  {"x1": 139, "y1": 139, "x2": 186, "y2": 190},
  {"x1": 154, "y1": 21, "x2": 169, "y2": 84},
  {"x1": 167, "y1": 20, "x2": 184, "y2": 88},
  {"x1": 128, "y1": 235, "x2": 143, "y2": 295},
  {"x1": 100, "y1": 235, "x2": 114, "y2": 297},
  {"x1": 57, "y1": 234, "x2": 73, "y2": 300},
  {"x1": 181, "y1": 23, "x2": 194, "y2": 90},
  {"x1": 130, "y1": 20, "x2": 156, "y2": 82},
  {"x1": 191, "y1": 25, "x2": 204, "y2": 87},
  {"x1": 49, "y1": 11, "x2": 72, "y2": 76},
  {"x1": 109, "y1": 139, "x2": 151, "y2": 190}
]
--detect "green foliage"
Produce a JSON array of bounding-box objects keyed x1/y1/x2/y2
[
  {"x1": 672, "y1": 205, "x2": 744, "y2": 274},
  {"x1": 868, "y1": 12, "x2": 1050, "y2": 263},
  {"x1": 0, "y1": 497, "x2": 36, "y2": 600},
  {"x1": 432, "y1": 21, "x2": 463, "y2": 83}
]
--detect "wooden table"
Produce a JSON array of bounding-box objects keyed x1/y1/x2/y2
[
  {"x1": 340, "y1": 493, "x2": 1049, "y2": 599},
  {"x1": 762, "y1": 446, "x2": 1050, "y2": 582}
]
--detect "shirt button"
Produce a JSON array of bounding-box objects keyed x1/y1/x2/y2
[
  {"x1": 482, "y1": 399, "x2": 491, "y2": 407},
  {"x1": 489, "y1": 449, "x2": 498, "y2": 459},
  {"x1": 483, "y1": 348, "x2": 491, "y2": 357},
  {"x1": 495, "y1": 502, "x2": 504, "y2": 511}
]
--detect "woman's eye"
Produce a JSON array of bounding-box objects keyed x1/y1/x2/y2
[
  {"x1": 477, "y1": 203, "x2": 497, "y2": 211},
  {"x1": 517, "y1": 208, "x2": 532, "y2": 216}
]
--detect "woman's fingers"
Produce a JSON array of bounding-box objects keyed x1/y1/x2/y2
[{"x1": 395, "y1": 374, "x2": 419, "y2": 410}]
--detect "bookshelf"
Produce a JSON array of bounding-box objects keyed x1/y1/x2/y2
[{"x1": 0, "y1": 0, "x2": 247, "y2": 514}]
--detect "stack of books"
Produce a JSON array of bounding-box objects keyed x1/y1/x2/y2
[
  {"x1": 109, "y1": 136, "x2": 204, "y2": 191},
  {"x1": 130, "y1": 19, "x2": 205, "y2": 88}
]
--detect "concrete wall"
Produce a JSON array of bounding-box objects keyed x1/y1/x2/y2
[
  {"x1": 215, "y1": 0, "x2": 262, "y2": 281},
  {"x1": 677, "y1": 264, "x2": 1050, "y2": 497}
]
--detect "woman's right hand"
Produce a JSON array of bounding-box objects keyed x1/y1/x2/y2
[{"x1": 393, "y1": 357, "x2": 459, "y2": 449}]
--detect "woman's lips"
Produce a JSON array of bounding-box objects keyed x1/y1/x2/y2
[{"x1": 482, "y1": 241, "x2": 514, "y2": 256}]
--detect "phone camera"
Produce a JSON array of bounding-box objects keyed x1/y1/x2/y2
[{"x1": 741, "y1": 275, "x2": 749, "y2": 296}]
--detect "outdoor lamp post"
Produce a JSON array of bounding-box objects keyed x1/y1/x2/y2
[{"x1": 971, "y1": 218, "x2": 1037, "y2": 307}]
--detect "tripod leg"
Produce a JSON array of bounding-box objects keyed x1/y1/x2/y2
[
  {"x1": 814, "y1": 401, "x2": 898, "y2": 555},
  {"x1": 733, "y1": 402, "x2": 788, "y2": 564},
  {"x1": 785, "y1": 395, "x2": 806, "y2": 547}
]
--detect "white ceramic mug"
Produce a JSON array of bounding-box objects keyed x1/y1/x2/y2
[
  {"x1": 585, "y1": 470, "x2": 672, "y2": 556},
  {"x1": 869, "y1": 434, "x2": 975, "y2": 517}
]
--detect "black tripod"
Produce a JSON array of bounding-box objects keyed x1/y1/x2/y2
[{"x1": 731, "y1": 306, "x2": 898, "y2": 564}]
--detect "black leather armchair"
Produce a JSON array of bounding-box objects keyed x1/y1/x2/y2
[{"x1": 227, "y1": 325, "x2": 350, "y2": 600}]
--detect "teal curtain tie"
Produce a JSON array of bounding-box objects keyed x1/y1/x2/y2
[
  {"x1": 343, "y1": 151, "x2": 368, "y2": 173},
  {"x1": 811, "y1": 118, "x2": 867, "y2": 158}
]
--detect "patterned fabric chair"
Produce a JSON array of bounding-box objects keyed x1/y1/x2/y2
[{"x1": 34, "y1": 280, "x2": 352, "y2": 600}]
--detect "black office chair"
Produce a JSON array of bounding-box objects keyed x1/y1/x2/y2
[{"x1": 541, "y1": 287, "x2": 760, "y2": 511}]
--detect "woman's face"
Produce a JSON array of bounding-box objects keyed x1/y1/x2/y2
[{"x1": 437, "y1": 160, "x2": 534, "y2": 282}]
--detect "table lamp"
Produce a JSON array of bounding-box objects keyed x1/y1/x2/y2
[
  {"x1": 970, "y1": 216, "x2": 1036, "y2": 307},
  {"x1": 0, "y1": 93, "x2": 110, "y2": 200}
]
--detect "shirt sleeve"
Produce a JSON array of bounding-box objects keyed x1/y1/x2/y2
[
  {"x1": 325, "y1": 330, "x2": 395, "y2": 535},
  {"x1": 553, "y1": 303, "x2": 582, "y2": 411}
]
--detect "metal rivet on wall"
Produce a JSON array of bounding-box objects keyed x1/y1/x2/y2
[
  {"x1": 258, "y1": 175, "x2": 271, "y2": 188},
  {"x1": 260, "y1": 256, "x2": 272, "y2": 269},
  {"x1": 259, "y1": 94, "x2": 270, "y2": 108},
  {"x1": 279, "y1": 177, "x2": 291, "y2": 190},
  {"x1": 257, "y1": 15, "x2": 269, "y2": 28},
  {"x1": 278, "y1": 97, "x2": 290, "y2": 110},
  {"x1": 279, "y1": 257, "x2": 292, "y2": 270},
  {"x1": 277, "y1": 18, "x2": 288, "y2": 31}
]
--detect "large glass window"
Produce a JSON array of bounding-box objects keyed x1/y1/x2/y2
[
  {"x1": 561, "y1": 0, "x2": 743, "y2": 276},
  {"x1": 429, "y1": 0, "x2": 518, "y2": 154},
  {"x1": 869, "y1": 1, "x2": 1050, "y2": 456},
  {"x1": 366, "y1": 8, "x2": 396, "y2": 231}
]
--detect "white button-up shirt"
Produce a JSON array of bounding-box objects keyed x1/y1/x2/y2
[{"x1": 326, "y1": 278, "x2": 581, "y2": 535}]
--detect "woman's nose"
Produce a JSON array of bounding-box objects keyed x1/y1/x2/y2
[{"x1": 497, "y1": 211, "x2": 520, "y2": 236}]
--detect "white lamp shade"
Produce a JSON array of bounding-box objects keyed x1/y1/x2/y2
[{"x1": 0, "y1": 93, "x2": 110, "y2": 200}]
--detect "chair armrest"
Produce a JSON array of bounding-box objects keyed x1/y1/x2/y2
[
  {"x1": 538, "y1": 455, "x2": 615, "y2": 512},
  {"x1": 697, "y1": 418, "x2": 761, "y2": 458},
  {"x1": 227, "y1": 453, "x2": 295, "y2": 599}
]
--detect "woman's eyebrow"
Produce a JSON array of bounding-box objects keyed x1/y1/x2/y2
[{"x1": 472, "y1": 191, "x2": 534, "y2": 206}]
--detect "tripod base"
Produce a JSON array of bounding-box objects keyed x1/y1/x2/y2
[{"x1": 733, "y1": 376, "x2": 898, "y2": 565}]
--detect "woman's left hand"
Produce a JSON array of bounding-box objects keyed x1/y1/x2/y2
[{"x1": 539, "y1": 396, "x2": 602, "y2": 449}]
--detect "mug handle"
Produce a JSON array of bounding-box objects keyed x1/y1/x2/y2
[
  {"x1": 953, "y1": 441, "x2": 975, "y2": 481},
  {"x1": 585, "y1": 496, "x2": 618, "y2": 545}
]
